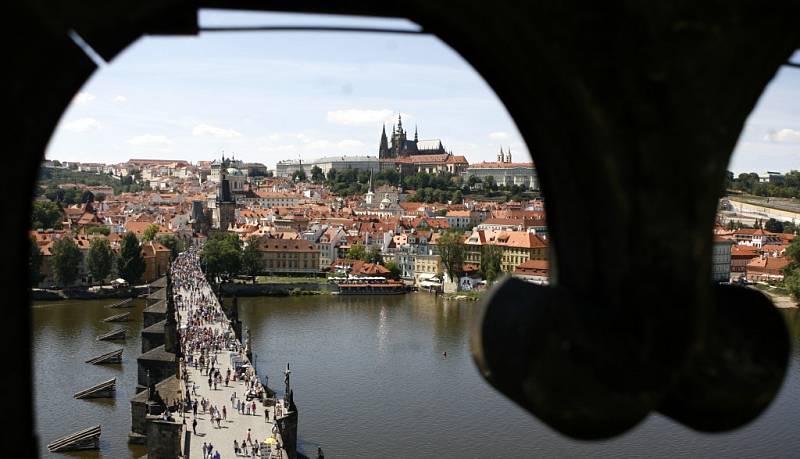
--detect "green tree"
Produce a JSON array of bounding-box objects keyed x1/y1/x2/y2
[
  {"x1": 292, "y1": 169, "x2": 307, "y2": 182},
  {"x1": 86, "y1": 238, "x2": 114, "y2": 284},
  {"x1": 438, "y1": 230, "x2": 466, "y2": 287},
  {"x1": 142, "y1": 224, "x2": 160, "y2": 242},
  {"x1": 385, "y1": 261, "x2": 401, "y2": 280},
  {"x1": 94, "y1": 192, "x2": 106, "y2": 202},
  {"x1": 241, "y1": 235, "x2": 264, "y2": 279},
  {"x1": 765, "y1": 218, "x2": 784, "y2": 233},
  {"x1": 30, "y1": 200, "x2": 63, "y2": 229},
  {"x1": 481, "y1": 244, "x2": 503, "y2": 284},
  {"x1": 784, "y1": 221, "x2": 797, "y2": 234},
  {"x1": 310, "y1": 165, "x2": 325, "y2": 183},
  {"x1": 51, "y1": 237, "x2": 83, "y2": 287},
  {"x1": 347, "y1": 243, "x2": 368, "y2": 261},
  {"x1": 784, "y1": 269, "x2": 800, "y2": 302},
  {"x1": 156, "y1": 234, "x2": 185, "y2": 260},
  {"x1": 29, "y1": 236, "x2": 42, "y2": 287},
  {"x1": 200, "y1": 232, "x2": 242, "y2": 281},
  {"x1": 366, "y1": 245, "x2": 383, "y2": 264},
  {"x1": 118, "y1": 232, "x2": 145, "y2": 284}
]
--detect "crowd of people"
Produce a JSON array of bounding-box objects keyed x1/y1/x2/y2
[{"x1": 170, "y1": 247, "x2": 282, "y2": 458}]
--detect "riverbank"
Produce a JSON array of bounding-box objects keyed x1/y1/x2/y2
[
  {"x1": 752, "y1": 284, "x2": 799, "y2": 308},
  {"x1": 222, "y1": 282, "x2": 333, "y2": 297}
]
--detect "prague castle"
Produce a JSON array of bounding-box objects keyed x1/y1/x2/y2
[{"x1": 378, "y1": 115, "x2": 447, "y2": 158}]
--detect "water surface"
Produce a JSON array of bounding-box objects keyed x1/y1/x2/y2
[{"x1": 34, "y1": 294, "x2": 800, "y2": 458}]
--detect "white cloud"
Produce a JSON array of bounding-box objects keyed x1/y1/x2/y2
[
  {"x1": 326, "y1": 109, "x2": 396, "y2": 126},
  {"x1": 127, "y1": 134, "x2": 172, "y2": 146},
  {"x1": 113, "y1": 95, "x2": 127, "y2": 103},
  {"x1": 337, "y1": 139, "x2": 365, "y2": 150},
  {"x1": 764, "y1": 128, "x2": 800, "y2": 143},
  {"x1": 488, "y1": 131, "x2": 509, "y2": 140},
  {"x1": 72, "y1": 92, "x2": 96, "y2": 104},
  {"x1": 63, "y1": 117, "x2": 100, "y2": 132},
  {"x1": 192, "y1": 124, "x2": 242, "y2": 138}
]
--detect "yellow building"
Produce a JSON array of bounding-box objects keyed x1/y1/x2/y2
[
  {"x1": 413, "y1": 253, "x2": 442, "y2": 285},
  {"x1": 463, "y1": 229, "x2": 548, "y2": 273}
]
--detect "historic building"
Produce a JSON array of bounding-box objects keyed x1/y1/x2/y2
[
  {"x1": 467, "y1": 147, "x2": 539, "y2": 190},
  {"x1": 208, "y1": 162, "x2": 237, "y2": 231},
  {"x1": 254, "y1": 237, "x2": 320, "y2": 274},
  {"x1": 392, "y1": 153, "x2": 469, "y2": 176},
  {"x1": 378, "y1": 115, "x2": 447, "y2": 158}
]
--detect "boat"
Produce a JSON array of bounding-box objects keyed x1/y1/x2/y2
[{"x1": 332, "y1": 276, "x2": 407, "y2": 295}]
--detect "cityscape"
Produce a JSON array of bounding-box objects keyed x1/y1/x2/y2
[{"x1": 25, "y1": 8, "x2": 800, "y2": 459}]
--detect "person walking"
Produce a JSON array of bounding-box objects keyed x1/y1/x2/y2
[
  {"x1": 223, "y1": 405, "x2": 227, "y2": 421},
  {"x1": 202, "y1": 442, "x2": 208, "y2": 458},
  {"x1": 234, "y1": 439, "x2": 240, "y2": 456},
  {"x1": 192, "y1": 418, "x2": 198, "y2": 435}
]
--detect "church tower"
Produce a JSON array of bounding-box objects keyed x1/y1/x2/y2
[
  {"x1": 365, "y1": 171, "x2": 375, "y2": 205},
  {"x1": 498, "y1": 146, "x2": 504, "y2": 162},
  {"x1": 391, "y1": 114, "x2": 408, "y2": 157},
  {"x1": 379, "y1": 124, "x2": 389, "y2": 158},
  {"x1": 214, "y1": 162, "x2": 236, "y2": 231}
]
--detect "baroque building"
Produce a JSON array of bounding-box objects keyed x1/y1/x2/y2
[{"x1": 379, "y1": 114, "x2": 447, "y2": 158}]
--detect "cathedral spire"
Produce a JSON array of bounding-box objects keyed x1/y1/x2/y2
[
  {"x1": 379, "y1": 124, "x2": 389, "y2": 158},
  {"x1": 414, "y1": 125, "x2": 418, "y2": 142},
  {"x1": 397, "y1": 113, "x2": 403, "y2": 133},
  {"x1": 498, "y1": 146, "x2": 504, "y2": 162}
]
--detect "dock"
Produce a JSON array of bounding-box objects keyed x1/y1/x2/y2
[
  {"x1": 74, "y1": 378, "x2": 116, "y2": 399},
  {"x1": 96, "y1": 328, "x2": 126, "y2": 341},
  {"x1": 103, "y1": 312, "x2": 130, "y2": 322},
  {"x1": 85, "y1": 348, "x2": 123, "y2": 364},
  {"x1": 108, "y1": 298, "x2": 134, "y2": 308},
  {"x1": 47, "y1": 425, "x2": 101, "y2": 452}
]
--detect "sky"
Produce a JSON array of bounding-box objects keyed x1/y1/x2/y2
[{"x1": 45, "y1": 10, "x2": 800, "y2": 174}]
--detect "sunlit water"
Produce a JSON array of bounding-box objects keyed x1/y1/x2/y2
[{"x1": 34, "y1": 294, "x2": 800, "y2": 458}]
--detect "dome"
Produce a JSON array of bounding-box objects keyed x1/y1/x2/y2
[{"x1": 227, "y1": 167, "x2": 243, "y2": 176}]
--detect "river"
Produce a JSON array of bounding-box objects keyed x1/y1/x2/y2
[{"x1": 34, "y1": 294, "x2": 800, "y2": 458}]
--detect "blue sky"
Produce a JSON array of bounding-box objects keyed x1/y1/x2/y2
[{"x1": 46, "y1": 10, "x2": 800, "y2": 174}]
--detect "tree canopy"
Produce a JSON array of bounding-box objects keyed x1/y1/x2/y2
[
  {"x1": 30, "y1": 200, "x2": 63, "y2": 230},
  {"x1": 385, "y1": 261, "x2": 401, "y2": 280},
  {"x1": 118, "y1": 232, "x2": 145, "y2": 284},
  {"x1": 481, "y1": 244, "x2": 503, "y2": 284},
  {"x1": 29, "y1": 236, "x2": 42, "y2": 287},
  {"x1": 201, "y1": 232, "x2": 242, "y2": 281},
  {"x1": 241, "y1": 235, "x2": 264, "y2": 278},
  {"x1": 142, "y1": 224, "x2": 160, "y2": 242},
  {"x1": 51, "y1": 237, "x2": 83, "y2": 287},
  {"x1": 310, "y1": 165, "x2": 325, "y2": 183},
  {"x1": 438, "y1": 230, "x2": 466, "y2": 284},
  {"x1": 86, "y1": 238, "x2": 114, "y2": 284},
  {"x1": 347, "y1": 243, "x2": 367, "y2": 261}
]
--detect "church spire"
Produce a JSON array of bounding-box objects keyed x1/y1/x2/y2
[
  {"x1": 414, "y1": 125, "x2": 418, "y2": 142},
  {"x1": 379, "y1": 124, "x2": 389, "y2": 158},
  {"x1": 498, "y1": 146, "x2": 504, "y2": 162},
  {"x1": 397, "y1": 113, "x2": 403, "y2": 133}
]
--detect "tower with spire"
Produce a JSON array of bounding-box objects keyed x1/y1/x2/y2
[{"x1": 378, "y1": 113, "x2": 447, "y2": 158}]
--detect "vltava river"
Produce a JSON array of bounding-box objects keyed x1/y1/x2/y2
[{"x1": 34, "y1": 294, "x2": 800, "y2": 458}]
